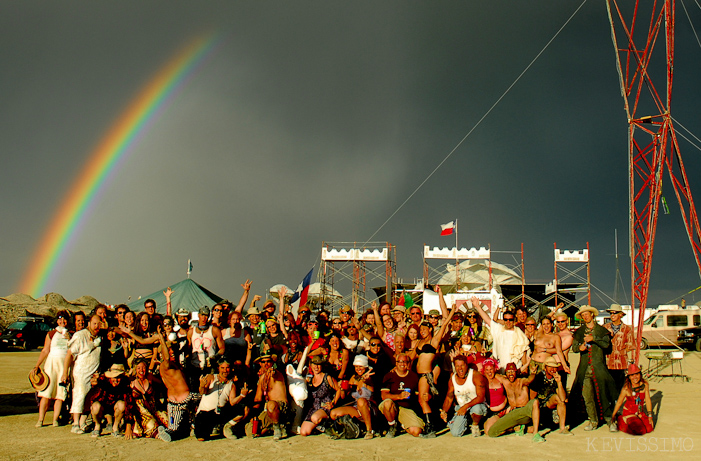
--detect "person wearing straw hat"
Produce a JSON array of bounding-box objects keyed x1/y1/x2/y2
[
  {"x1": 604, "y1": 304, "x2": 635, "y2": 394},
  {"x1": 567, "y1": 305, "x2": 617, "y2": 432},
  {"x1": 529, "y1": 356, "x2": 572, "y2": 435},
  {"x1": 84, "y1": 363, "x2": 135, "y2": 438}
]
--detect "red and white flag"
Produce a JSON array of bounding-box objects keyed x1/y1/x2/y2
[{"x1": 440, "y1": 221, "x2": 455, "y2": 236}]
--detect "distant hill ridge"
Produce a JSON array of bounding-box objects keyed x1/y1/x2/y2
[{"x1": 0, "y1": 292, "x2": 101, "y2": 330}]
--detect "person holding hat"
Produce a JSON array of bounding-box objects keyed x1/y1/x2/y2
[
  {"x1": 33, "y1": 310, "x2": 72, "y2": 428},
  {"x1": 604, "y1": 304, "x2": 635, "y2": 394},
  {"x1": 610, "y1": 363, "x2": 654, "y2": 435},
  {"x1": 529, "y1": 356, "x2": 572, "y2": 435},
  {"x1": 84, "y1": 364, "x2": 135, "y2": 438},
  {"x1": 568, "y1": 305, "x2": 618, "y2": 432}
]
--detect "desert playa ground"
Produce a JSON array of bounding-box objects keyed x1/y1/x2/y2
[{"x1": 1, "y1": 351, "x2": 700, "y2": 461}]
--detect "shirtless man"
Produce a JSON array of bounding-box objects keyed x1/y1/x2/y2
[
  {"x1": 486, "y1": 363, "x2": 545, "y2": 443},
  {"x1": 554, "y1": 312, "x2": 574, "y2": 384},
  {"x1": 440, "y1": 355, "x2": 488, "y2": 437},
  {"x1": 415, "y1": 287, "x2": 457, "y2": 437},
  {"x1": 529, "y1": 317, "x2": 570, "y2": 374},
  {"x1": 156, "y1": 331, "x2": 196, "y2": 442},
  {"x1": 252, "y1": 354, "x2": 289, "y2": 440}
]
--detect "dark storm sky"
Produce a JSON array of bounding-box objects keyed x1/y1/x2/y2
[{"x1": 1, "y1": 1, "x2": 700, "y2": 307}]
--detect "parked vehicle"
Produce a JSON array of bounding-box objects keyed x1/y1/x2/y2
[
  {"x1": 678, "y1": 326, "x2": 701, "y2": 352},
  {"x1": 640, "y1": 308, "x2": 701, "y2": 349},
  {"x1": 0, "y1": 317, "x2": 51, "y2": 350}
]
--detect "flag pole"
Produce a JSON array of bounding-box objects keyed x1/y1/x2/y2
[{"x1": 455, "y1": 219, "x2": 460, "y2": 292}]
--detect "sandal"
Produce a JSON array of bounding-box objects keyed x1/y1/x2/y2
[
  {"x1": 91, "y1": 429, "x2": 101, "y2": 438},
  {"x1": 112, "y1": 430, "x2": 123, "y2": 438}
]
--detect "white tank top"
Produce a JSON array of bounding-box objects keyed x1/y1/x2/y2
[
  {"x1": 191, "y1": 325, "x2": 216, "y2": 368},
  {"x1": 48, "y1": 329, "x2": 69, "y2": 358},
  {"x1": 453, "y1": 368, "x2": 476, "y2": 406}
]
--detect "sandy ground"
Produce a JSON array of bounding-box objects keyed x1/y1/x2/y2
[{"x1": 1, "y1": 350, "x2": 700, "y2": 460}]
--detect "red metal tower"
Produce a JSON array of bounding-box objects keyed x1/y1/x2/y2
[{"x1": 606, "y1": 0, "x2": 701, "y2": 362}]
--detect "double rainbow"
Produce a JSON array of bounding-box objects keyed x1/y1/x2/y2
[{"x1": 19, "y1": 32, "x2": 221, "y2": 298}]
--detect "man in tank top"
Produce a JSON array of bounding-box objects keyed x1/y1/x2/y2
[{"x1": 439, "y1": 354, "x2": 488, "y2": 437}]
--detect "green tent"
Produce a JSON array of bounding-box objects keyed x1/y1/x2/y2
[{"x1": 127, "y1": 278, "x2": 223, "y2": 314}]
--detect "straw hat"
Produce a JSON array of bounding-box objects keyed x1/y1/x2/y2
[
  {"x1": 543, "y1": 357, "x2": 560, "y2": 369},
  {"x1": 246, "y1": 307, "x2": 261, "y2": 317},
  {"x1": 607, "y1": 304, "x2": 624, "y2": 314},
  {"x1": 105, "y1": 364, "x2": 126, "y2": 378},
  {"x1": 575, "y1": 305, "x2": 599, "y2": 319},
  {"x1": 28, "y1": 368, "x2": 49, "y2": 392}
]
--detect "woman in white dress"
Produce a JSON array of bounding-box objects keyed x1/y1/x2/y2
[{"x1": 33, "y1": 310, "x2": 71, "y2": 427}]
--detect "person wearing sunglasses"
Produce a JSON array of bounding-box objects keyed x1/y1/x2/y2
[
  {"x1": 251, "y1": 353, "x2": 289, "y2": 440},
  {"x1": 471, "y1": 297, "x2": 529, "y2": 372}
]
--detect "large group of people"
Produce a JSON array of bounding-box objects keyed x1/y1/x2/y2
[{"x1": 30, "y1": 281, "x2": 654, "y2": 443}]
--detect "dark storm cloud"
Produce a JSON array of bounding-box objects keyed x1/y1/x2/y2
[{"x1": 1, "y1": 1, "x2": 699, "y2": 307}]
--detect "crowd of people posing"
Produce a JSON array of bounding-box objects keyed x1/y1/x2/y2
[{"x1": 30, "y1": 281, "x2": 655, "y2": 443}]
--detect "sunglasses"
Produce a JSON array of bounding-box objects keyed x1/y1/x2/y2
[
  {"x1": 259, "y1": 360, "x2": 273, "y2": 364},
  {"x1": 213, "y1": 309, "x2": 222, "y2": 312},
  {"x1": 556, "y1": 320, "x2": 567, "y2": 324},
  {"x1": 370, "y1": 343, "x2": 382, "y2": 347},
  {"x1": 503, "y1": 318, "x2": 515, "y2": 321},
  {"x1": 525, "y1": 323, "x2": 536, "y2": 327},
  {"x1": 333, "y1": 322, "x2": 342, "y2": 325}
]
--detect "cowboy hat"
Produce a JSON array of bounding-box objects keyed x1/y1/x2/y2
[
  {"x1": 575, "y1": 305, "x2": 599, "y2": 319},
  {"x1": 28, "y1": 368, "x2": 50, "y2": 392},
  {"x1": 543, "y1": 357, "x2": 560, "y2": 369},
  {"x1": 607, "y1": 304, "x2": 624, "y2": 314},
  {"x1": 105, "y1": 364, "x2": 126, "y2": 378}
]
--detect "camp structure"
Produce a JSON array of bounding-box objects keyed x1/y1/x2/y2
[{"x1": 127, "y1": 278, "x2": 223, "y2": 314}]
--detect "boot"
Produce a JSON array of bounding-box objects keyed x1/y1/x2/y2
[{"x1": 420, "y1": 413, "x2": 436, "y2": 438}]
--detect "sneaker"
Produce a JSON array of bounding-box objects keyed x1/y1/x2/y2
[
  {"x1": 273, "y1": 425, "x2": 282, "y2": 441},
  {"x1": 223, "y1": 422, "x2": 238, "y2": 440},
  {"x1": 471, "y1": 425, "x2": 481, "y2": 438},
  {"x1": 532, "y1": 433, "x2": 546, "y2": 443},
  {"x1": 90, "y1": 429, "x2": 101, "y2": 438},
  {"x1": 609, "y1": 422, "x2": 618, "y2": 433},
  {"x1": 52, "y1": 421, "x2": 60, "y2": 427},
  {"x1": 514, "y1": 425, "x2": 525, "y2": 436},
  {"x1": 386, "y1": 424, "x2": 397, "y2": 439},
  {"x1": 364, "y1": 430, "x2": 375, "y2": 440},
  {"x1": 157, "y1": 426, "x2": 171, "y2": 442},
  {"x1": 584, "y1": 421, "x2": 597, "y2": 431},
  {"x1": 552, "y1": 409, "x2": 560, "y2": 424},
  {"x1": 280, "y1": 425, "x2": 288, "y2": 439}
]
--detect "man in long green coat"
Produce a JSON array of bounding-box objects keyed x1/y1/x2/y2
[{"x1": 566, "y1": 305, "x2": 618, "y2": 431}]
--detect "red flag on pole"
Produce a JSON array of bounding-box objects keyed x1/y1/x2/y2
[{"x1": 440, "y1": 221, "x2": 455, "y2": 236}]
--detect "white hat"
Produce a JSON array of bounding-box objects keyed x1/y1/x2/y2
[{"x1": 353, "y1": 355, "x2": 369, "y2": 368}]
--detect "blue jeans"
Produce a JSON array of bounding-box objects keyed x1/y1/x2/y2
[{"x1": 447, "y1": 403, "x2": 488, "y2": 437}]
